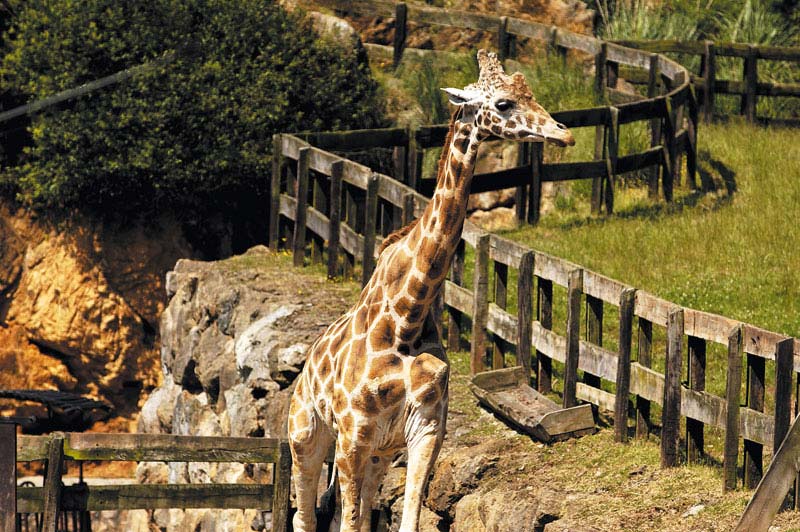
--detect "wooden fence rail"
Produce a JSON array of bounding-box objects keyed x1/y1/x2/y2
[
  {"x1": 270, "y1": 127, "x2": 800, "y2": 500},
  {"x1": 5, "y1": 432, "x2": 291, "y2": 532}
]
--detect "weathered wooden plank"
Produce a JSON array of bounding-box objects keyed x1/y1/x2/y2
[
  {"x1": 292, "y1": 148, "x2": 310, "y2": 267},
  {"x1": 517, "y1": 252, "x2": 535, "y2": 373},
  {"x1": 576, "y1": 382, "x2": 616, "y2": 413},
  {"x1": 551, "y1": 107, "x2": 609, "y2": 128},
  {"x1": 42, "y1": 434, "x2": 65, "y2": 532},
  {"x1": 269, "y1": 134, "x2": 283, "y2": 250},
  {"x1": 18, "y1": 484, "x2": 273, "y2": 512},
  {"x1": 304, "y1": 128, "x2": 408, "y2": 151},
  {"x1": 528, "y1": 142, "x2": 543, "y2": 225},
  {"x1": 564, "y1": 269, "x2": 583, "y2": 409},
  {"x1": 687, "y1": 335, "x2": 707, "y2": 462},
  {"x1": 531, "y1": 321, "x2": 566, "y2": 364},
  {"x1": 582, "y1": 270, "x2": 629, "y2": 305},
  {"x1": 447, "y1": 241, "x2": 466, "y2": 351},
  {"x1": 444, "y1": 281, "x2": 473, "y2": 316},
  {"x1": 735, "y1": 413, "x2": 800, "y2": 532},
  {"x1": 606, "y1": 42, "x2": 652, "y2": 69},
  {"x1": 64, "y1": 433, "x2": 281, "y2": 463},
  {"x1": 505, "y1": 17, "x2": 552, "y2": 41},
  {"x1": 323, "y1": 0, "x2": 396, "y2": 18},
  {"x1": 493, "y1": 260, "x2": 509, "y2": 369},
  {"x1": 756, "y1": 81, "x2": 800, "y2": 97},
  {"x1": 743, "y1": 324, "x2": 792, "y2": 360},
  {"x1": 634, "y1": 290, "x2": 671, "y2": 326},
  {"x1": 305, "y1": 206, "x2": 331, "y2": 243},
  {"x1": 338, "y1": 222, "x2": 365, "y2": 259},
  {"x1": 470, "y1": 165, "x2": 530, "y2": 194},
  {"x1": 616, "y1": 97, "x2": 667, "y2": 124},
  {"x1": 684, "y1": 308, "x2": 739, "y2": 346},
  {"x1": 555, "y1": 30, "x2": 601, "y2": 55},
  {"x1": 361, "y1": 175, "x2": 380, "y2": 286},
  {"x1": 745, "y1": 352, "x2": 766, "y2": 488},
  {"x1": 0, "y1": 423, "x2": 15, "y2": 532},
  {"x1": 488, "y1": 235, "x2": 527, "y2": 269},
  {"x1": 611, "y1": 39, "x2": 706, "y2": 55},
  {"x1": 471, "y1": 235, "x2": 491, "y2": 375},
  {"x1": 775, "y1": 339, "x2": 794, "y2": 449},
  {"x1": 532, "y1": 251, "x2": 573, "y2": 287},
  {"x1": 615, "y1": 146, "x2": 663, "y2": 174},
  {"x1": 725, "y1": 325, "x2": 744, "y2": 491},
  {"x1": 615, "y1": 288, "x2": 636, "y2": 442},
  {"x1": 272, "y1": 441, "x2": 292, "y2": 532},
  {"x1": 662, "y1": 308, "x2": 684, "y2": 467},
  {"x1": 487, "y1": 303, "x2": 518, "y2": 345},
  {"x1": 16, "y1": 434, "x2": 51, "y2": 461},
  {"x1": 541, "y1": 160, "x2": 608, "y2": 182},
  {"x1": 328, "y1": 161, "x2": 343, "y2": 278},
  {"x1": 407, "y1": 3, "x2": 499, "y2": 32},
  {"x1": 536, "y1": 278, "x2": 554, "y2": 393}
]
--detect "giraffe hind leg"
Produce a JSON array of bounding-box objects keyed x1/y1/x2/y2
[{"x1": 289, "y1": 379, "x2": 334, "y2": 532}]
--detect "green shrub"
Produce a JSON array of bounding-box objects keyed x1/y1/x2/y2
[{"x1": 0, "y1": 0, "x2": 385, "y2": 217}]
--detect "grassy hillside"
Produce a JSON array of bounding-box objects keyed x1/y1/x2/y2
[{"x1": 501, "y1": 121, "x2": 800, "y2": 339}]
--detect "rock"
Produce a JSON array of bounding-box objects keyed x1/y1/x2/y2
[
  {"x1": 0, "y1": 203, "x2": 194, "y2": 413},
  {"x1": 389, "y1": 496, "x2": 442, "y2": 532},
  {"x1": 543, "y1": 522, "x2": 602, "y2": 532},
  {"x1": 468, "y1": 207, "x2": 518, "y2": 232},
  {"x1": 453, "y1": 487, "x2": 561, "y2": 532},
  {"x1": 425, "y1": 440, "x2": 504, "y2": 519},
  {"x1": 308, "y1": 12, "x2": 361, "y2": 48}
]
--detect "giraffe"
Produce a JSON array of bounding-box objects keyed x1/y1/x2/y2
[{"x1": 287, "y1": 49, "x2": 575, "y2": 532}]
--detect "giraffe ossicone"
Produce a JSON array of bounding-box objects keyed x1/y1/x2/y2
[{"x1": 287, "y1": 48, "x2": 574, "y2": 532}]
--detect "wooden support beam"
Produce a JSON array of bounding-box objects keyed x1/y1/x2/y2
[
  {"x1": 724, "y1": 325, "x2": 744, "y2": 491},
  {"x1": 42, "y1": 434, "x2": 65, "y2": 532},
  {"x1": 292, "y1": 147, "x2": 310, "y2": 267},
  {"x1": 564, "y1": 269, "x2": 583, "y2": 409},
  {"x1": 447, "y1": 241, "x2": 466, "y2": 351},
  {"x1": 636, "y1": 317, "x2": 653, "y2": 439},
  {"x1": 527, "y1": 143, "x2": 543, "y2": 225},
  {"x1": 687, "y1": 335, "x2": 706, "y2": 462},
  {"x1": 742, "y1": 45, "x2": 758, "y2": 122},
  {"x1": 614, "y1": 288, "x2": 636, "y2": 442},
  {"x1": 647, "y1": 54, "x2": 661, "y2": 199},
  {"x1": 327, "y1": 161, "x2": 343, "y2": 279},
  {"x1": 0, "y1": 422, "x2": 16, "y2": 532},
  {"x1": 361, "y1": 174, "x2": 379, "y2": 286},
  {"x1": 744, "y1": 352, "x2": 766, "y2": 488},
  {"x1": 393, "y1": 3, "x2": 408, "y2": 69},
  {"x1": 272, "y1": 440, "x2": 292, "y2": 532},
  {"x1": 269, "y1": 134, "x2": 283, "y2": 250},
  {"x1": 661, "y1": 308, "x2": 683, "y2": 468},
  {"x1": 470, "y1": 235, "x2": 491, "y2": 375},
  {"x1": 516, "y1": 251, "x2": 535, "y2": 375},
  {"x1": 536, "y1": 277, "x2": 554, "y2": 394},
  {"x1": 702, "y1": 41, "x2": 716, "y2": 123},
  {"x1": 774, "y1": 338, "x2": 794, "y2": 450}
]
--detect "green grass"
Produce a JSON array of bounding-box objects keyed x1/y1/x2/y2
[{"x1": 500, "y1": 120, "x2": 800, "y2": 339}]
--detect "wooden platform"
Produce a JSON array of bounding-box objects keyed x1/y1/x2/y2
[{"x1": 469, "y1": 366, "x2": 596, "y2": 443}]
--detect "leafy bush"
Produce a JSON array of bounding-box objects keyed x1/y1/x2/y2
[{"x1": 0, "y1": 0, "x2": 385, "y2": 217}]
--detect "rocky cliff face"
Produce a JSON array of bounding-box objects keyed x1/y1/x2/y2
[
  {"x1": 132, "y1": 246, "x2": 360, "y2": 531},
  {"x1": 0, "y1": 202, "x2": 194, "y2": 422}
]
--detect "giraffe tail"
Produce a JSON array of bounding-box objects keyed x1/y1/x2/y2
[{"x1": 316, "y1": 463, "x2": 339, "y2": 532}]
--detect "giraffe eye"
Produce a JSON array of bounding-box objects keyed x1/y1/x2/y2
[{"x1": 495, "y1": 99, "x2": 515, "y2": 112}]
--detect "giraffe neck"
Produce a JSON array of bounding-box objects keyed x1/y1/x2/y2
[{"x1": 360, "y1": 111, "x2": 483, "y2": 352}]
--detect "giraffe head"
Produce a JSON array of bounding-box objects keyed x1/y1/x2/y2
[{"x1": 443, "y1": 49, "x2": 575, "y2": 147}]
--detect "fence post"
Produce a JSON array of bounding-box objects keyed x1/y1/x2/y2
[
  {"x1": 272, "y1": 440, "x2": 292, "y2": 532},
  {"x1": 563, "y1": 269, "x2": 583, "y2": 409},
  {"x1": 42, "y1": 433, "x2": 65, "y2": 532},
  {"x1": 361, "y1": 174, "x2": 379, "y2": 287},
  {"x1": 0, "y1": 421, "x2": 16, "y2": 532},
  {"x1": 536, "y1": 276, "x2": 553, "y2": 393},
  {"x1": 687, "y1": 335, "x2": 707, "y2": 462},
  {"x1": 647, "y1": 54, "x2": 661, "y2": 200},
  {"x1": 527, "y1": 143, "x2": 543, "y2": 225},
  {"x1": 661, "y1": 308, "x2": 683, "y2": 468},
  {"x1": 686, "y1": 86, "x2": 699, "y2": 190},
  {"x1": 470, "y1": 235, "x2": 491, "y2": 375},
  {"x1": 292, "y1": 147, "x2": 310, "y2": 267},
  {"x1": 447, "y1": 240, "x2": 465, "y2": 351},
  {"x1": 407, "y1": 131, "x2": 424, "y2": 193},
  {"x1": 774, "y1": 338, "x2": 794, "y2": 450},
  {"x1": 724, "y1": 325, "x2": 744, "y2": 491},
  {"x1": 702, "y1": 41, "x2": 716, "y2": 123},
  {"x1": 605, "y1": 107, "x2": 619, "y2": 214},
  {"x1": 584, "y1": 294, "x2": 603, "y2": 398},
  {"x1": 327, "y1": 161, "x2": 343, "y2": 279},
  {"x1": 493, "y1": 259, "x2": 508, "y2": 370},
  {"x1": 517, "y1": 252, "x2": 535, "y2": 375},
  {"x1": 744, "y1": 336, "x2": 766, "y2": 489},
  {"x1": 515, "y1": 144, "x2": 530, "y2": 222},
  {"x1": 498, "y1": 16, "x2": 510, "y2": 61},
  {"x1": 662, "y1": 96, "x2": 676, "y2": 203},
  {"x1": 636, "y1": 317, "x2": 653, "y2": 439},
  {"x1": 269, "y1": 134, "x2": 283, "y2": 250},
  {"x1": 614, "y1": 288, "x2": 636, "y2": 443},
  {"x1": 393, "y1": 2, "x2": 408, "y2": 69},
  {"x1": 591, "y1": 121, "x2": 606, "y2": 214},
  {"x1": 742, "y1": 45, "x2": 758, "y2": 122},
  {"x1": 594, "y1": 42, "x2": 608, "y2": 102}
]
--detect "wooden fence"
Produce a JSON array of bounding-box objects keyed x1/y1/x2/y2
[
  {"x1": 613, "y1": 39, "x2": 800, "y2": 124},
  {"x1": 270, "y1": 126, "x2": 800, "y2": 494},
  {"x1": 4, "y1": 431, "x2": 291, "y2": 532},
  {"x1": 321, "y1": 0, "x2": 701, "y2": 217}
]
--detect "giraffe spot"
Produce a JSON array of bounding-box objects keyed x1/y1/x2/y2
[
  {"x1": 318, "y1": 356, "x2": 331, "y2": 380},
  {"x1": 332, "y1": 390, "x2": 347, "y2": 414},
  {"x1": 507, "y1": 119, "x2": 516, "y2": 128},
  {"x1": 491, "y1": 125, "x2": 503, "y2": 135},
  {"x1": 408, "y1": 276, "x2": 429, "y2": 300},
  {"x1": 366, "y1": 302, "x2": 382, "y2": 325},
  {"x1": 491, "y1": 115, "x2": 500, "y2": 124},
  {"x1": 352, "y1": 387, "x2": 379, "y2": 414},
  {"x1": 483, "y1": 116, "x2": 492, "y2": 126},
  {"x1": 377, "y1": 379, "x2": 406, "y2": 409},
  {"x1": 356, "y1": 422, "x2": 376, "y2": 440},
  {"x1": 398, "y1": 343, "x2": 410, "y2": 355},
  {"x1": 339, "y1": 411, "x2": 355, "y2": 435},
  {"x1": 368, "y1": 354, "x2": 403, "y2": 379},
  {"x1": 398, "y1": 325, "x2": 418, "y2": 342},
  {"x1": 369, "y1": 316, "x2": 395, "y2": 350},
  {"x1": 410, "y1": 353, "x2": 449, "y2": 405},
  {"x1": 342, "y1": 349, "x2": 366, "y2": 390}
]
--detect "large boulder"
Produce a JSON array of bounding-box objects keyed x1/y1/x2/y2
[
  {"x1": 452, "y1": 487, "x2": 562, "y2": 532},
  {"x1": 0, "y1": 203, "x2": 193, "y2": 415}
]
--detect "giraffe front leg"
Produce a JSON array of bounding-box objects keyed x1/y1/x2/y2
[
  {"x1": 358, "y1": 455, "x2": 391, "y2": 532},
  {"x1": 288, "y1": 379, "x2": 333, "y2": 532},
  {"x1": 335, "y1": 440, "x2": 371, "y2": 532},
  {"x1": 399, "y1": 352, "x2": 449, "y2": 532}
]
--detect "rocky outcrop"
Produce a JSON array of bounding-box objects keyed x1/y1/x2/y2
[
  {"x1": 0, "y1": 203, "x2": 193, "y2": 417},
  {"x1": 135, "y1": 246, "x2": 358, "y2": 531}
]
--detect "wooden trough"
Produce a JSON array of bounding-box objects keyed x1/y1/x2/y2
[{"x1": 469, "y1": 366, "x2": 596, "y2": 443}]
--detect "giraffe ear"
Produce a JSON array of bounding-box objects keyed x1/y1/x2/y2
[{"x1": 441, "y1": 88, "x2": 480, "y2": 107}]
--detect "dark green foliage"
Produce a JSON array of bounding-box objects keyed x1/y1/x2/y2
[{"x1": 0, "y1": 0, "x2": 385, "y2": 217}]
